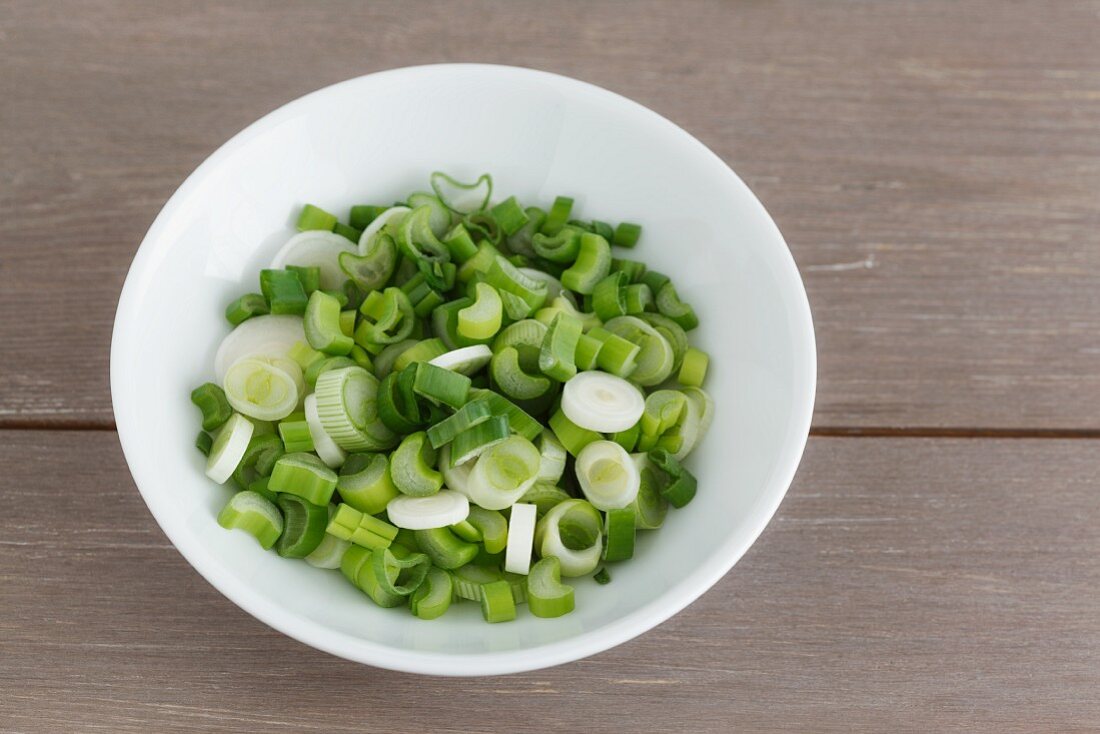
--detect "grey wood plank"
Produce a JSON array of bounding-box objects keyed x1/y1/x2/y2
[
  {"x1": 2, "y1": 432, "x2": 1097, "y2": 732},
  {"x1": 1, "y1": 1, "x2": 1100, "y2": 429}
]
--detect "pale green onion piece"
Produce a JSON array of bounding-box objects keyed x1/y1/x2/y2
[
  {"x1": 586, "y1": 327, "x2": 639, "y2": 378},
  {"x1": 679, "y1": 347, "x2": 709, "y2": 387},
  {"x1": 205, "y1": 413, "x2": 254, "y2": 484},
  {"x1": 386, "y1": 489, "x2": 469, "y2": 530},
  {"x1": 338, "y1": 309, "x2": 356, "y2": 338},
  {"x1": 520, "y1": 482, "x2": 572, "y2": 519},
  {"x1": 337, "y1": 452, "x2": 397, "y2": 514},
  {"x1": 456, "y1": 242, "x2": 500, "y2": 284},
  {"x1": 485, "y1": 255, "x2": 549, "y2": 313},
  {"x1": 450, "y1": 415, "x2": 511, "y2": 466},
  {"x1": 457, "y1": 282, "x2": 503, "y2": 340},
  {"x1": 450, "y1": 520, "x2": 482, "y2": 543},
  {"x1": 631, "y1": 453, "x2": 669, "y2": 529},
  {"x1": 462, "y1": 435, "x2": 541, "y2": 510},
  {"x1": 517, "y1": 268, "x2": 564, "y2": 301},
  {"x1": 278, "y1": 416, "x2": 314, "y2": 453},
  {"x1": 540, "y1": 196, "x2": 574, "y2": 236},
  {"x1": 499, "y1": 290, "x2": 533, "y2": 321},
  {"x1": 561, "y1": 370, "x2": 645, "y2": 433},
  {"x1": 372, "y1": 339, "x2": 419, "y2": 380},
  {"x1": 573, "y1": 333, "x2": 602, "y2": 371},
  {"x1": 406, "y1": 192, "x2": 451, "y2": 238},
  {"x1": 451, "y1": 563, "x2": 502, "y2": 600},
  {"x1": 356, "y1": 205, "x2": 410, "y2": 256},
  {"x1": 466, "y1": 506, "x2": 508, "y2": 554},
  {"x1": 303, "y1": 393, "x2": 346, "y2": 468},
  {"x1": 341, "y1": 233, "x2": 398, "y2": 293},
  {"x1": 492, "y1": 319, "x2": 547, "y2": 355},
  {"x1": 504, "y1": 502, "x2": 537, "y2": 575},
  {"x1": 548, "y1": 408, "x2": 601, "y2": 457},
  {"x1": 394, "y1": 205, "x2": 450, "y2": 264},
  {"x1": 367, "y1": 548, "x2": 431, "y2": 604},
  {"x1": 639, "y1": 390, "x2": 688, "y2": 448},
  {"x1": 480, "y1": 579, "x2": 517, "y2": 623},
  {"x1": 532, "y1": 226, "x2": 582, "y2": 263},
  {"x1": 591, "y1": 271, "x2": 628, "y2": 322},
  {"x1": 467, "y1": 389, "x2": 543, "y2": 441},
  {"x1": 623, "y1": 283, "x2": 653, "y2": 314},
  {"x1": 534, "y1": 295, "x2": 602, "y2": 333},
  {"x1": 538, "y1": 313, "x2": 583, "y2": 382},
  {"x1": 438, "y1": 444, "x2": 473, "y2": 497},
  {"x1": 506, "y1": 207, "x2": 546, "y2": 257},
  {"x1": 443, "y1": 223, "x2": 478, "y2": 263},
  {"x1": 410, "y1": 566, "x2": 454, "y2": 620},
  {"x1": 413, "y1": 361, "x2": 471, "y2": 408},
  {"x1": 671, "y1": 387, "x2": 714, "y2": 460},
  {"x1": 491, "y1": 347, "x2": 551, "y2": 400},
  {"x1": 526, "y1": 557, "x2": 575, "y2": 618},
  {"x1": 217, "y1": 490, "x2": 283, "y2": 549},
  {"x1": 214, "y1": 314, "x2": 306, "y2": 384},
  {"x1": 561, "y1": 232, "x2": 611, "y2": 295},
  {"x1": 430, "y1": 171, "x2": 492, "y2": 213},
  {"x1": 575, "y1": 440, "x2": 640, "y2": 510},
  {"x1": 426, "y1": 400, "x2": 493, "y2": 449},
  {"x1": 611, "y1": 422, "x2": 640, "y2": 452},
  {"x1": 490, "y1": 196, "x2": 530, "y2": 236},
  {"x1": 392, "y1": 337, "x2": 447, "y2": 373},
  {"x1": 305, "y1": 507, "x2": 352, "y2": 569},
  {"x1": 428, "y1": 344, "x2": 494, "y2": 375},
  {"x1": 222, "y1": 356, "x2": 300, "y2": 421},
  {"x1": 536, "y1": 429, "x2": 567, "y2": 483},
  {"x1": 602, "y1": 316, "x2": 675, "y2": 386},
  {"x1": 602, "y1": 507, "x2": 636, "y2": 561},
  {"x1": 304, "y1": 289, "x2": 354, "y2": 356},
  {"x1": 413, "y1": 527, "x2": 479, "y2": 569},
  {"x1": 390, "y1": 431, "x2": 443, "y2": 497},
  {"x1": 655, "y1": 282, "x2": 699, "y2": 331},
  {"x1": 534, "y1": 499, "x2": 604, "y2": 577},
  {"x1": 269, "y1": 451, "x2": 338, "y2": 506},
  {"x1": 355, "y1": 287, "x2": 416, "y2": 351},
  {"x1": 314, "y1": 366, "x2": 396, "y2": 451},
  {"x1": 637, "y1": 312, "x2": 689, "y2": 372},
  {"x1": 270, "y1": 230, "x2": 356, "y2": 291},
  {"x1": 327, "y1": 503, "x2": 398, "y2": 549}
]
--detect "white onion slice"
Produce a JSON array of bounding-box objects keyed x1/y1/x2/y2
[
  {"x1": 304, "y1": 393, "x2": 346, "y2": 468},
  {"x1": 357, "y1": 206, "x2": 411, "y2": 255},
  {"x1": 386, "y1": 490, "x2": 470, "y2": 530},
  {"x1": 504, "y1": 503, "x2": 537, "y2": 575},
  {"x1": 429, "y1": 345, "x2": 493, "y2": 375},
  {"x1": 561, "y1": 371, "x2": 645, "y2": 433},
  {"x1": 214, "y1": 315, "x2": 305, "y2": 383},
  {"x1": 575, "y1": 440, "x2": 640, "y2": 510},
  {"x1": 204, "y1": 413, "x2": 254, "y2": 484},
  {"x1": 518, "y1": 268, "x2": 564, "y2": 301},
  {"x1": 270, "y1": 231, "x2": 356, "y2": 290},
  {"x1": 222, "y1": 356, "x2": 299, "y2": 421}
]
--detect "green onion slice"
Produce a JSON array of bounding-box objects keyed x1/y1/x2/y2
[
  {"x1": 467, "y1": 389, "x2": 543, "y2": 441},
  {"x1": 602, "y1": 315, "x2": 675, "y2": 386},
  {"x1": 532, "y1": 226, "x2": 582, "y2": 263},
  {"x1": 225, "y1": 293, "x2": 270, "y2": 327},
  {"x1": 217, "y1": 490, "x2": 283, "y2": 550},
  {"x1": 304, "y1": 289, "x2": 354, "y2": 356},
  {"x1": 390, "y1": 431, "x2": 443, "y2": 497},
  {"x1": 479, "y1": 579, "x2": 517, "y2": 623},
  {"x1": 372, "y1": 338, "x2": 418, "y2": 380},
  {"x1": 221, "y1": 356, "x2": 300, "y2": 422},
  {"x1": 534, "y1": 499, "x2": 603, "y2": 577},
  {"x1": 205, "y1": 413, "x2": 255, "y2": 484},
  {"x1": 534, "y1": 295, "x2": 602, "y2": 333},
  {"x1": 426, "y1": 400, "x2": 493, "y2": 449},
  {"x1": 655, "y1": 282, "x2": 699, "y2": 331},
  {"x1": 303, "y1": 393, "x2": 347, "y2": 468},
  {"x1": 679, "y1": 347, "x2": 709, "y2": 387},
  {"x1": 575, "y1": 440, "x2": 640, "y2": 510},
  {"x1": 457, "y1": 282, "x2": 504, "y2": 340},
  {"x1": 586, "y1": 327, "x2": 639, "y2": 378},
  {"x1": 602, "y1": 507, "x2": 636, "y2": 562},
  {"x1": 548, "y1": 408, "x2": 601, "y2": 457},
  {"x1": 504, "y1": 502, "x2": 537, "y2": 575},
  {"x1": 462, "y1": 435, "x2": 541, "y2": 510},
  {"x1": 526, "y1": 556, "x2": 575, "y2": 618},
  {"x1": 536, "y1": 429, "x2": 567, "y2": 484},
  {"x1": 269, "y1": 451, "x2": 338, "y2": 506},
  {"x1": 340, "y1": 233, "x2": 398, "y2": 293},
  {"x1": 305, "y1": 524, "x2": 352, "y2": 569},
  {"x1": 413, "y1": 526, "x2": 479, "y2": 569},
  {"x1": 270, "y1": 230, "x2": 356, "y2": 291},
  {"x1": 670, "y1": 387, "x2": 714, "y2": 460},
  {"x1": 466, "y1": 506, "x2": 508, "y2": 554},
  {"x1": 406, "y1": 192, "x2": 452, "y2": 238},
  {"x1": 506, "y1": 207, "x2": 546, "y2": 257},
  {"x1": 538, "y1": 313, "x2": 583, "y2": 382},
  {"x1": 520, "y1": 482, "x2": 572, "y2": 519},
  {"x1": 191, "y1": 382, "x2": 232, "y2": 431},
  {"x1": 274, "y1": 493, "x2": 329, "y2": 558},
  {"x1": 355, "y1": 287, "x2": 416, "y2": 350},
  {"x1": 314, "y1": 366, "x2": 396, "y2": 451},
  {"x1": 386, "y1": 489, "x2": 469, "y2": 530},
  {"x1": 561, "y1": 232, "x2": 611, "y2": 295},
  {"x1": 631, "y1": 453, "x2": 669, "y2": 529},
  {"x1": 450, "y1": 415, "x2": 511, "y2": 466},
  {"x1": 430, "y1": 171, "x2": 492, "y2": 214},
  {"x1": 540, "y1": 196, "x2": 574, "y2": 236},
  {"x1": 327, "y1": 503, "x2": 398, "y2": 550},
  {"x1": 410, "y1": 566, "x2": 454, "y2": 620},
  {"x1": 413, "y1": 361, "x2": 471, "y2": 409},
  {"x1": 647, "y1": 448, "x2": 698, "y2": 508},
  {"x1": 232, "y1": 432, "x2": 285, "y2": 490},
  {"x1": 637, "y1": 312, "x2": 689, "y2": 373},
  {"x1": 491, "y1": 346, "x2": 552, "y2": 400},
  {"x1": 337, "y1": 452, "x2": 397, "y2": 514},
  {"x1": 427, "y1": 344, "x2": 493, "y2": 376}
]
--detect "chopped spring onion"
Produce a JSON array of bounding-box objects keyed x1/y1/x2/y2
[
  {"x1": 287, "y1": 265, "x2": 321, "y2": 295},
  {"x1": 274, "y1": 493, "x2": 329, "y2": 558},
  {"x1": 517, "y1": 267, "x2": 564, "y2": 302},
  {"x1": 428, "y1": 344, "x2": 494, "y2": 375},
  {"x1": 592, "y1": 271, "x2": 628, "y2": 322},
  {"x1": 507, "y1": 207, "x2": 546, "y2": 257},
  {"x1": 357, "y1": 205, "x2": 411, "y2": 255},
  {"x1": 611, "y1": 422, "x2": 641, "y2": 453},
  {"x1": 413, "y1": 526, "x2": 479, "y2": 569},
  {"x1": 548, "y1": 408, "x2": 601, "y2": 457},
  {"x1": 602, "y1": 316, "x2": 675, "y2": 386},
  {"x1": 338, "y1": 309, "x2": 356, "y2": 338},
  {"x1": 214, "y1": 315, "x2": 306, "y2": 384},
  {"x1": 586, "y1": 326, "x2": 639, "y2": 377},
  {"x1": 467, "y1": 506, "x2": 509, "y2": 554},
  {"x1": 443, "y1": 223, "x2": 478, "y2": 263},
  {"x1": 305, "y1": 526, "x2": 351, "y2": 569},
  {"x1": 612, "y1": 222, "x2": 642, "y2": 248},
  {"x1": 248, "y1": 477, "x2": 277, "y2": 503},
  {"x1": 231, "y1": 432, "x2": 285, "y2": 489},
  {"x1": 217, "y1": 490, "x2": 283, "y2": 549},
  {"x1": 269, "y1": 452, "x2": 338, "y2": 506},
  {"x1": 679, "y1": 347, "x2": 709, "y2": 387},
  {"x1": 413, "y1": 361, "x2": 471, "y2": 408},
  {"x1": 462, "y1": 435, "x2": 541, "y2": 510},
  {"x1": 296, "y1": 203, "x2": 338, "y2": 232},
  {"x1": 647, "y1": 449, "x2": 698, "y2": 508},
  {"x1": 337, "y1": 452, "x2": 397, "y2": 514},
  {"x1": 491, "y1": 196, "x2": 530, "y2": 236},
  {"x1": 573, "y1": 333, "x2": 603, "y2": 371},
  {"x1": 456, "y1": 242, "x2": 499, "y2": 284},
  {"x1": 260, "y1": 268, "x2": 309, "y2": 315},
  {"x1": 575, "y1": 440, "x2": 640, "y2": 510},
  {"x1": 270, "y1": 231, "x2": 356, "y2": 291},
  {"x1": 393, "y1": 338, "x2": 448, "y2": 373},
  {"x1": 535, "y1": 295, "x2": 602, "y2": 333},
  {"x1": 534, "y1": 499, "x2": 603, "y2": 577},
  {"x1": 450, "y1": 415, "x2": 510, "y2": 466},
  {"x1": 467, "y1": 389, "x2": 543, "y2": 441},
  {"x1": 191, "y1": 382, "x2": 232, "y2": 431},
  {"x1": 303, "y1": 393, "x2": 346, "y2": 468},
  {"x1": 304, "y1": 290, "x2": 354, "y2": 356},
  {"x1": 593, "y1": 567, "x2": 612, "y2": 585},
  {"x1": 458, "y1": 282, "x2": 503, "y2": 340},
  {"x1": 355, "y1": 287, "x2": 416, "y2": 351},
  {"x1": 425, "y1": 400, "x2": 493, "y2": 448},
  {"x1": 372, "y1": 339, "x2": 418, "y2": 380},
  {"x1": 655, "y1": 282, "x2": 699, "y2": 331},
  {"x1": 670, "y1": 386, "x2": 714, "y2": 460},
  {"x1": 339, "y1": 233, "x2": 397, "y2": 293},
  {"x1": 631, "y1": 453, "x2": 669, "y2": 529},
  {"x1": 520, "y1": 482, "x2": 572, "y2": 519},
  {"x1": 394, "y1": 205, "x2": 450, "y2": 266},
  {"x1": 640, "y1": 268, "x2": 671, "y2": 295},
  {"x1": 536, "y1": 430, "x2": 567, "y2": 483},
  {"x1": 450, "y1": 519, "x2": 482, "y2": 543},
  {"x1": 406, "y1": 192, "x2": 452, "y2": 238},
  {"x1": 349, "y1": 204, "x2": 388, "y2": 230},
  {"x1": 624, "y1": 284, "x2": 653, "y2": 315},
  {"x1": 638, "y1": 312, "x2": 689, "y2": 373},
  {"x1": 195, "y1": 430, "x2": 213, "y2": 456},
  {"x1": 561, "y1": 370, "x2": 645, "y2": 433},
  {"x1": 611, "y1": 257, "x2": 647, "y2": 283},
  {"x1": 390, "y1": 431, "x2": 443, "y2": 497},
  {"x1": 540, "y1": 196, "x2": 574, "y2": 236},
  {"x1": 327, "y1": 503, "x2": 398, "y2": 549},
  {"x1": 532, "y1": 226, "x2": 581, "y2": 263},
  {"x1": 638, "y1": 390, "x2": 688, "y2": 450},
  {"x1": 485, "y1": 255, "x2": 549, "y2": 313},
  {"x1": 492, "y1": 318, "x2": 547, "y2": 356},
  {"x1": 225, "y1": 293, "x2": 269, "y2": 326},
  {"x1": 359, "y1": 548, "x2": 431, "y2": 607},
  {"x1": 410, "y1": 566, "x2": 454, "y2": 620},
  {"x1": 561, "y1": 232, "x2": 611, "y2": 295},
  {"x1": 452, "y1": 563, "x2": 502, "y2": 600},
  {"x1": 491, "y1": 347, "x2": 551, "y2": 400},
  {"x1": 526, "y1": 557, "x2": 575, "y2": 618},
  {"x1": 602, "y1": 507, "x2": 636, "y2": 561},
  {"x1": 387, "y1": 489, "x2": 469, "y2": 530},
  {"x1": 479, "y1": 579, "x2": 517, "y2": 623},
  {"x1": 430, "y1": 171, "x2": 492, "y2": 214},
  {"x1": 205, "y1": 413, "x2": 254, "y2": 484},
  {"x1": 314, "y1": 366, "x2": 396, "y2": 451},
  {"x1": 333, "y1": 222, "x2": 362, "y2": 243},
  {"x1": 539, "y1": 313, "x2": 583, "y2": 382},
  {"x1": 504, "y1": 502, "x2": 537, "y2": 575}
]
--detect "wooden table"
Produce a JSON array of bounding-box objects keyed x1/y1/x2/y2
[{"x1": 3, "y1": 2, "x2": 1098, "y2": 730}]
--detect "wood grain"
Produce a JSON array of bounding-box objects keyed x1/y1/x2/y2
[
  {"x1": 2, "y1": 1, "x2": 1100, "y2": 429},
  {"x1": 2, "y1": 432, "x2": 1097, "y2": 732}
]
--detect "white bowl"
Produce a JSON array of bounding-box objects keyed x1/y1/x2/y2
[{"x1": 111, "y1": 64, "x2": 815, "y2": 676}]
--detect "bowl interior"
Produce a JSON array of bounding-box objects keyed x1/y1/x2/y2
[{"x1": 112, "y1": 65, "x2": 815, "y2": 675}]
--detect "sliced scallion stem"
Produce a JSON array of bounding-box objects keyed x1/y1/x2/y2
[
  {"x1": 561, "y1": 370, "x2": 645, "y2": 433},
  {"x1": 260, "y1": 268, "x2": 309, "y2": 315},
  {"x1": 232, "y1": 432, "x2": 285, "y2": 489},
  {"x1": 327, "y1": 502, "x2": 398, "y2": 549},
  {"x1": 575, "y1": 440, "x2": 641, "y2": 511},
  {"x1": 225, "y1": 293, "x2": 269, "y2": 326},
  {"x1": 491, "y1": 346, "x2": 552, "y2": 400},
  {"x1": 387, "y1": 489, "x2": 469, "y2": 530},
  {"x1": 538, "y1": 312, "x2": 583, "y2": 382},
  {"x1": 409, "y1": 566, "x2": 454, "y2": 620},
  {"x1": 450, "y1": 415, "x2": 511, "y2": 466},
  {"x1": 655, "y1": 282, "x2": 699, "y2": 331},
  {"x1": 205, "y1": 413, "x2": 254, "y2": 484},
  {"x1": 296, "y1": 203, "x2": 338, "y2": 232},
  {"x1": 304, "y1": 290, "x2": 354, "y2": 356},
  {"x1": 612, "y1": 222, "x2": 642, "y2": 248},
  {"x1": 426, "y1": 400, "x2": 493, "y2": 448},
  {"x1": 561, "y1": 232, "x2": 611, "y2": 295},
  {"x1": 526, "y1": 556, "x2": 575, "y2": 618},
  {"x1": 191, "y1": 382, "x2": 233, "y2": 431},
  {"x1": 461, "y1": 435, "x2": 541, "y2": 510},
  {"x1": 602, "y1": 507, "x2": 636, "y2": 561},
  {"x1": 540, "y1": 196, "x2": 574, "y2": 236},
  {"x1": 631, "y1": 453, "x2": 669, "y2": 529},
  {"x1": 647, "y1": 449, "x2": 698, "y2": 508},
  {"x1": 593, "y1": 567, "x2": 612, "y2": 585},
  {"x1": 430, "y1": 171, "x2": 492, "y2": 214},
  {"x1": 534, "y1": 499, "x2": 603, "y2": 577},
  {"x1": 480, "y1": 579, "x2": 517, "y2": 623},
  {"x1": 413, "y1": 526, "x2": 479, "y2": 569},
  {"x1": 679, "y1": 347, "x2": 709, "y2": 387},
  {"x1": 314, "y1": 366, "x2": 397, "y2": 451},
  {"x1": 217, "y1": 490, "x2": 283, "y2": 549},
  {"x1": 504, "y1": 502, "x2": 537, "y2": 575},
  {"x1": 390, "y1": 431, "x2": 443, "y2": 497},
  {"x1": 548, "y1": 408, "x2": 601, "y2": 457},
  {"x1": 222, "y1": 356, "x2": 300, "y2": 421},
  {"x1": 413, "y1": 361, "x2": 471, "y2": 408},
  {"x1": 532, "y1": 227, "x2": 582, "y2": 263},
  {"x1": 337, "y1": 452, "x2": 397, "y2": 514},
  {"x1": 275, "y1": 493, "x2": 329, "y2": 558},
  {"x1": 457, "y1": 282, "x2": 503, "y2": 340},
  {"x1": 490, "y1": 196, "x2": 530, "y2": 236},
  {"x1": 586, "y1": 326, "x2": 639, "y2": 377},
  {"x1": 269, "y1": 451, "x2": 338, "y2": 505},
  {"x1": 466, "y1": 506, "x2": 509, "y2": 554}
]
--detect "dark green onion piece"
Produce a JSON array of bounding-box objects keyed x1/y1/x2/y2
[
  {"x1": 225, "y1": 293, "x2": 269, "y2": 326},
  {"x1": 339, "y1": 309, "x2": 356, "y2": 338},
  {"x1": 611, "y1": 257, "x2": 646, "y2": 283},
  {"x1": 602, "y1": 507, "x2": 636, "y2": 561},
  {"x1": 372, "y1": 547, "x2": 431, "y2": 596},
  {"x1": 393, "y1": 338, "x2": 447, "y2": 373},
  {"x1": 333, "y1": 222, "x2": 362, "y2": 244},
  {"x1": 190, "y1": 382, "x2": 232, "y2": 431},
  {"x1": 247, "y1": 476, "x2": 278, "y2": 503},
  {"x1": 426, "y1": 400, "x2": 493, "y2": 448},
  {"x1": 274, "y1": 493, "x2": 329, "y2": 558},
  {"x1": 640, "y1": 269, "x2": 671, "y2": 296},
  {"x1": 612, "y1": 222, "x2": 642, "y2": 248},
  {"x1": 354, "y1": 552, "x2": 405, "y2": 608},
  {"x1": 490, "y1": 196, "x2": 530, "y2": 236},
  {"x1": 463, "y1": 211, "x2": 502, "y2": 244},
  {"x1": 593, "y1": 567, "x2": 612, "y2": 585},
  {"x1": 539, "y1": 313, "x2": 583, "y2": 382},
  {"x1": 232, "y1": 433, "x2": 285, "y2": 490},
  {"x1": 443, "y1": 223, "x2": 479, "y2": 263},
  {"x1": 377, "y1": 370, "x2": 425, "y2": 434},
  {"x1": 260, "y1": 269, "x2": 309, "y2": 315},
  {"x1": 590, "y1": 220, "x2": 614, "y2": 241},
  {"x1": 450, "y1": 415, "x2": 510, "y2": 465},
  {"x1": 647, "y1": 448, "x2": 698, "y2": 508},
  {"x1": 296, "y1": 203, "x2": 338, "y2": 232},
  {"x1": 541, "y1": 196, "x2": 574, "y2": 236},
  {"x1": 349, "y1": 204, "x2": 388, "y2": 230},
  {"x1": 287, "y1": 265, "x2": 321, "y2": 295},
  {"x1": 624, "y1": 283, "x2": 653, "y2": 314},
  {"x1": 195, "y1": 430, "x2": 213, "y2": 456},
  {"x1": 413, "y1": 361, "x2": 471, "y2": 409},
  {"x1": 467, "y1": 389, "x2": 543, "y2": 441},
  {"x1": 527, "y1": 556, "x2": 575, "y2": 618}
]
